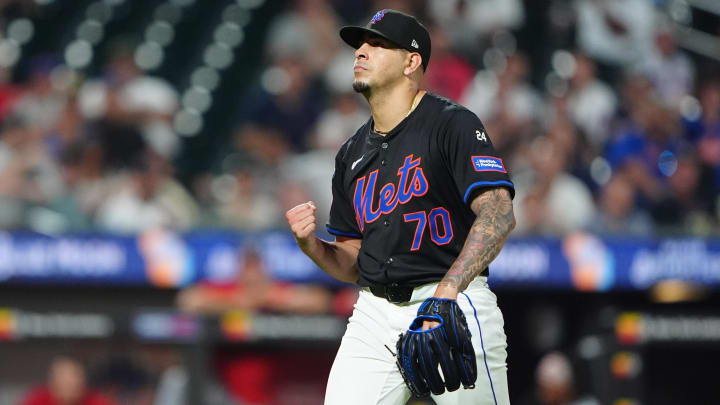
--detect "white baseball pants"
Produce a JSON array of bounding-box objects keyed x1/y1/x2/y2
[{"x1": 324, "y1": 276, "x2": 510, "y2": 405}]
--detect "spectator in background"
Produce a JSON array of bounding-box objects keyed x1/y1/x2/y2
[
  {"x1": 567, "y1": 52, "x2": 617, "y2": 147},
  {"x1": 604, "y1": 74, "x2": 682, "y2": 208},
  {"x1": 513, "y1": 137, "x2": 596, "y2": 235},
  {"x1": 12, "y1": 55, "x2": 66, "y2": 131},
  {"x1": 642, "y1": 22, "x2": 695, "y2": 109},
  {"x1": 78, "y1": 41, "x2": 179, "y2": 159},
  {"x1": 47, "y1": 130, "x2": 125, "y2": 232},
  {"x1": 324, "y1": 45, "x2": 358, "y2": 96},
  {"x1": 521, "y1": 351, "x2": 599, "y2": 405},
  {"x1": 0, "y1": 114, "x2": 63, "y2": 230},
  {"x1": 427, "y1": 0, "x2": 524, "y2": 61},
  {"x1": 0, "y1": 66, "x2": 21, "y2": 119},
  {"x1": 45, "y1": 142, "x2": 95, "y2": 231},
  {"x1": 650, "y1": 152, "x2": 714, "y2": 234},
  {"x1": 44, "y1": 108, "x2": 158, "y2": 233},
  {"x1": 310, "y1": 92, "x2": 367, "y2": 152},
  {"x1": 211, "y1": 149, "x2": 283, "y2": 231},
  {"x1": 424, "y1": 25, "x2": 475, "y2": 102},
  {"x1": 208, "y1": 122, "x2": 299, "y2": 230},
  {"x1": 17, "y1": 356, "x2": 117, "y2": 405},
  {"x1": 463, "y1": 52, "x2": 542, "y2": 156},
  {"x1": 232, "y1": 124, "x2": 291, "y2": 169},
  {"x1": 605, "y1": 73, "x2": 715, "y2": 234},
  {"x1": 265, "y1": 0, "x2": 341, "y2": 75},
  {"x1": 588, "y1": 174, "x2": 653, "y2": 235},
  {"x1": 524, "y1": 96, "x2": 575, "y2": 180},
  {"x1": 35, "y1": 98, "x2": 96, "y2": 231},
  {"x1": 95, "y1": 151, "x2": 199, "y2": 233},
  {"x1": 0, "y1": 57, "x2": 76, "y2": 232},
  {"x1": 242, "y1": 55, "x2": 326, "y2": 152},
  {"x1": 177, "y1": 247, "x2": 334, "y2": 315},
  {"x1": 685, "y1": 80, "x2": 720, "y2": 199},
  {"x1": 574, "y1": 0, "x2": 655, "y2": 68},
  {"x1": 541, "y1": 114, "x2": 596, "y2": 190},
  {"x1": 45, "y1": 98, "x2": 84, "y2": 160},
  {"x1": 84, "y1": 121, "x2": 198, "y2": 234}
]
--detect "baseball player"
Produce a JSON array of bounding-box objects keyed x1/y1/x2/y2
[{"x1": 285, "y1": 9, "x2": 515, "y2": 405}]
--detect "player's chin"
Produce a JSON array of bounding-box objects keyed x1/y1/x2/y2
[{"x1": 352, "y1": 80, "x2": 371, "y2": 94}]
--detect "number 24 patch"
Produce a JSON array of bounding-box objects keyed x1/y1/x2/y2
[{"x1": 471, "y1": 156, "x2": 506, "y2": 173}]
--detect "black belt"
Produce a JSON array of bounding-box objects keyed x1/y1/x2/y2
[
  {"x1": 369, "y1": 283, "x2": 414, "y2": 304},
  {"x1": 368, "y1": 269, "x2": 489, "y2": 304}
]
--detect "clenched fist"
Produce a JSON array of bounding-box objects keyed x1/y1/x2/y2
[{"x1": 285, "y1": 201, "x2": 318, "y2": 252}]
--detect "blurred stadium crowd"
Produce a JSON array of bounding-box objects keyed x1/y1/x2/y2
[{"x1": 0, "y1": 0, "x2": 718, "y2": 238}]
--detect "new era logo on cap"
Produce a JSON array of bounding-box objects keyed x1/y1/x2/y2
[{"x1": 411, "y1": 39, "x2": 419, "y2": 49}]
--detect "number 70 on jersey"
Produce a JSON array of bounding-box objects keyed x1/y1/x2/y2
[{"x1": 403, "y1": 207, "x2": 454, "y2": 251}]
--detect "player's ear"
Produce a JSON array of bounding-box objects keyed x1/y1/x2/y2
[{"x1": 404, "y1": 52, "x2": 423, "y2": 76}]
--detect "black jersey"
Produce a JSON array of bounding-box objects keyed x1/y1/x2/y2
[{"x1": 326, "y1": 92, "x2": 515, "y2": 288}]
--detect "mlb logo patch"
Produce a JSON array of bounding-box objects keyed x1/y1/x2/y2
[{"x1": 471, "y1": 156, "x2": 506, "y2": 173}]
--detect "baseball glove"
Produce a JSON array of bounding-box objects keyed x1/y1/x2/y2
[{"x1": 395, "y1": 297, "x2": 477, "y2": 397}]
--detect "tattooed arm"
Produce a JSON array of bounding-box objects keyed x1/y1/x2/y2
[
  {"x1": 420, "y1": 188, "x2": 514, "y2": 329},
  {"x1": 434, "y1": 187, "x2": 515, "y2": 299}
]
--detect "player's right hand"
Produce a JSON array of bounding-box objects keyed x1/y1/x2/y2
[{"x1": 286, "y1": 201, "x2": 318, "y2": 251}]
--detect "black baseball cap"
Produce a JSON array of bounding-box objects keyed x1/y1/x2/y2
[{"x1": 340, "y1": 9, "x2": 431, "y2": 71}]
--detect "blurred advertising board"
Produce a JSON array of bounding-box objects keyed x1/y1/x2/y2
[
  {"x1": 0, "y1": 230, "x2": 718, "y2": 290},
  {"x1": 0, "y1": 308, "x2": 346, "y2": 344}
]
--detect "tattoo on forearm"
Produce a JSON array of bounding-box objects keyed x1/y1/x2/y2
[{"x1": 439, "y1": 188, "x2": 515, "y2": 292}]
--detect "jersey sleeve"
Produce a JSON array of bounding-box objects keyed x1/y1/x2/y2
[
  {"x1": 441, "y1": 110, "x2": 515, "y2": 206},
  {"x1": 326, "y1": 148, "x2": 363, "y2": 239}
]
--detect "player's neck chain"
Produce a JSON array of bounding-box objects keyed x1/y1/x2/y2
[{"x1": 374, "y1": 90, "x2": 423, "y2": 135}]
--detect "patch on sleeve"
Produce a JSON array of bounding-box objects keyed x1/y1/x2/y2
[{"x1": 471, "y1": 156, "x2": 506, "y2": 173}]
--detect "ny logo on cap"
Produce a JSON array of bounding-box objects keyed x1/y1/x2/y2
[
  {"x1": 411, "y1": 39, "x2": 419, "y2": 49},
  {"x1": 370, "y1": 9, "x2": 388, "y2": 25}
]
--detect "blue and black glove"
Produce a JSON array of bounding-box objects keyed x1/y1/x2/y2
[{"x1": 395, "y1": 297, "x2": 477, "y2": 397}]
